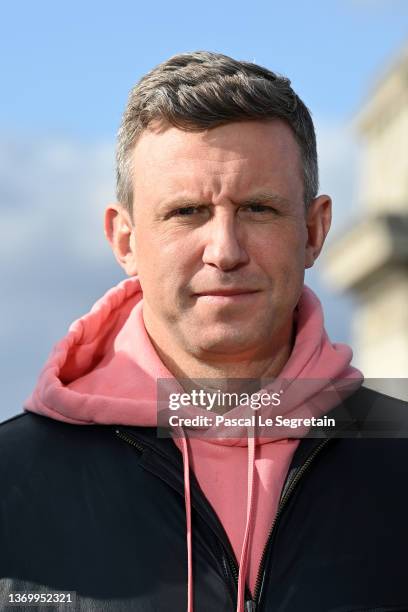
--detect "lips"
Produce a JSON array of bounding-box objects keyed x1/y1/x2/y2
[{"x1": 194, "y1": 289, "x2": 259, "y2": 297}]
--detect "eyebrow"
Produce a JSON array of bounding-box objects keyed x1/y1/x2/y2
[
  {"x1": 161, "y1": 191, "x2": 291, "y2": 209},
  {"x1": 237, "y1": 192, "x2": 291, "y2": 207}
]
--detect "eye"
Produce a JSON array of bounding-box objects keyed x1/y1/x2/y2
[
  {"x1": 241, "y1": 204, "x2": 277, "y2": 214},
  {"x1": 167, "y1": 205, "x2": 210, "y2": 219},
  {"x1": 163, "y1": 204, "x2": 210, "y2": 222},
  {"x1": 174, "y1": 206, "x2": 200, "y2": 216}
]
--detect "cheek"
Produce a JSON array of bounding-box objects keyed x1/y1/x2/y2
[
  {"x1": 136, "y1": 229, "x2": 198, "y2": 290},
  {"x1": 255, "y1": 227, "x2": 306, "y2": 275}
]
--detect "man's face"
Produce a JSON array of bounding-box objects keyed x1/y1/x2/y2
[{"x1": 121, "y1": 119, "x2": 329, "y2": 358}]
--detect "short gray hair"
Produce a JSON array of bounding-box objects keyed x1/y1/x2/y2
[{"x1": 116, "y1": 50, "x2": 319, "y2": 214}]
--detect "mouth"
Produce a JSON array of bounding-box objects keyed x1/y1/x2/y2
[{"x1": 193, "y1": 289, "x2": 261, "y2": 303}]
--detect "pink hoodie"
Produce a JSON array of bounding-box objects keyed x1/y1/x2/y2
[{"x1": 24, "y1": 276, "x2": 363, "y2": 611}]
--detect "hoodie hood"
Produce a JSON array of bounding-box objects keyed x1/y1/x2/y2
[
  {"x1": 25, "y1": 276, "x2": 171, "y2": 425},
  {"x1": 24, "y1": 275, "x2": 363, "y2": 612}
]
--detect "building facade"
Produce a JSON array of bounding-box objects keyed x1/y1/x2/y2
[{"x1": 325, "y1": 44, "x2": 408, "y2": 398}]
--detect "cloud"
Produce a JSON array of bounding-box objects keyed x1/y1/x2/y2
[
  {"x1": 0, "y1": 133, "x2": 125, "y2": 420},
  {"x1": 315, "y1": 118, "x2": 361, "y2": 236},
  {"x1": 0, "y1": 135, "x2": 116, "y2": 263},
  {"x1": 306, "y1": 118, "x2": 360, "y2": 344}
]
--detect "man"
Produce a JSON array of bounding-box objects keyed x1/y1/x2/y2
[{"x1": 1, "y1": 51, "x2": 408, "y2": 612}]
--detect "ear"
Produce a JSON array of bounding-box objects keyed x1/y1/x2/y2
[
  {"x1": 104, "y1": 203, "x2": 138, "y2": 276},
  {"x1": 304, "y1": 195, "x2": 332, "y2": 269}
]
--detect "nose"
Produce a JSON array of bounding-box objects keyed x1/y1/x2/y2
[{"x1": 202, "y1": 210, "x2": 249, "y2": 271}]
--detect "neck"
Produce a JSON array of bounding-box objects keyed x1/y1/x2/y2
[{"x1": 143, "y1": 313, "x2": 296, "y2": 396}]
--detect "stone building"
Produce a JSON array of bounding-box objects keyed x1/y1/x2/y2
[{"x1": 325, "y1": 44, "x2": 408, "y2": 398}]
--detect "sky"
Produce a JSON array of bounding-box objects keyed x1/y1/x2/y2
[{"x1": 1, "y1": 0, "x2": 407, "y2": 420}]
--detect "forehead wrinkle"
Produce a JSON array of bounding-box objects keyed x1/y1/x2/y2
[{"x1": 159, "y1": 190, "x2": 291, "y2": 210}]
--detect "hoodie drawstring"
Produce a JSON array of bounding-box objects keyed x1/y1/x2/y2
[
  {"x1": 178, "y1": 428, "x2": 194, "y2": 612},
  {"x1": 178, "y1": 426, "x2": 257, "y2": 612},
  {"x1": 237, "y1": 429, "x2": 256, "y2": 611}
]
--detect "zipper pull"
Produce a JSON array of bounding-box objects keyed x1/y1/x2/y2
[{"x1": 245, "y1": 601, "x2": 256, "y2": 612}]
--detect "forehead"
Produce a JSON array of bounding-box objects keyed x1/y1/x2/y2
[{"x1": 130, "y1": 119, "x2": 303, "y2": 204}]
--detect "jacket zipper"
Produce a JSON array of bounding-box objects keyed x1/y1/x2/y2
[
  {"x1": 114, "y1": 428, "x2": 331, "y2": 611},
  {"x1": 114, "y1": 429, "x2": 145, "y2": 453},
  {"x1": 250, "y1": 437, "x2": 332, "y2": 609},
  {"x1": 218, "y1": 537, "x2": 240, "y2": 605}
]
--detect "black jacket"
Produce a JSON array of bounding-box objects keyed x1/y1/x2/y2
[{"x1": 1, "y1": 386, "x2": 408, "y2": 612}]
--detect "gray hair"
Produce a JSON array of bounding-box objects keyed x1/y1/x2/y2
[{"x1": 116, "y1": 50, "x2": 319, "y2": 215}]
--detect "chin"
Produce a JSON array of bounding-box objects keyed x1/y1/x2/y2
[{"x1": 192, "y1": 329, "x2": 262, "y2": 355}]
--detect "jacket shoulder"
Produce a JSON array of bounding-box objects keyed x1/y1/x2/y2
[
  {"x1": 0, "y1": 411, "x2": 66, "y2": 446},
  {"x1": 0, "y1": 410, "x2": 98, "y2": 445},
  {"x1": 0, "y1": 411, "x2": 122, "y2": 482},
  {"x1": 343, "y1": 385, "x2": 408, "y2": 424},
  {"x1": 354, "y1": 385, "x2": 408, "y2": 408}
]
